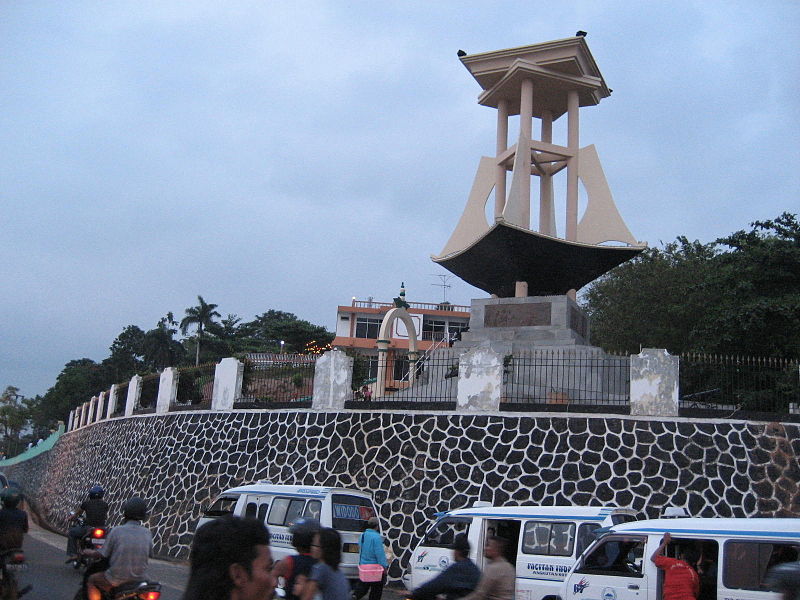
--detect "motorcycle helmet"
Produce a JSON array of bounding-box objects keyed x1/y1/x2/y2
[
  {"x1": 88, "y1": 485, "x2": 105, "y2": 499},
  {"x1": 0, "y1": 489, "x2": 22, "y2": 509},
  {"x1": 289, "y1": 517, "x2": 320, "y2": 550},
  {"x1": 122, "y1": 496, "x2": 148, "y2": 521}
]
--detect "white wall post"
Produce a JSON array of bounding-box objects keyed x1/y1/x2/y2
[
  {"x1": 106, "y1": 385, "x2": 118, "y2": 419},
  {"x1": 312, "y1": 350, "x2": 353, "y2": 410},
  {"x1": 68, "y1": 410, "x2": 75, "y2": 432},
  {"x1": 96, "y1": 392, "x2": 106, "y2": 422},
  {"x1": 126, "y1": 375, "x2": 142, "y2": 416},
  {"x1": 80, "y1": 402, "x2": 90, "y2": 427},
  {"x1": 156, "y1": 367, "x2": 179, "y2": 414},
  {"x1": 88, "y1": 397, "x2": 98, "y2": 424},
  {"x1": 456, "y1": 347, "x2": 503, "y2": 411},
  {"x1": 630, "y1": 349, "x2": 679, "y2": 416},
  {"x1": 211, "y1": 358, "x2": 244, "y2": 411}
]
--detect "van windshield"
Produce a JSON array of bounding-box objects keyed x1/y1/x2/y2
[
  {"x1": 421, "y1": 517, "x2": 472, "y2": 548},
  {"x1": 331, "y1": 494, "x2": 375, "y2": 532},
  {"x1": 204, "y1": 495, "x2": 238, "y2": 517}
]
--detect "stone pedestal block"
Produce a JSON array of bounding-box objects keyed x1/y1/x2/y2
[
  {"x1": 456, "y1": 347, "x2": 503, "y2": 411},
  {"x1": 126, "y1": 375, "x2": 142, "y2": 417},
  {"x1": 107, "y1": 385, "x2": 118, "y2": 419},
  {"x1": 630, "y1": 348, "x2": 679, "y2": 416},
  {"x1": 212, "y1": 358, "x2": 244, "y2": 411},
  {"x1": 312, "y1": 350, "x2": 353, "y2": 410}
]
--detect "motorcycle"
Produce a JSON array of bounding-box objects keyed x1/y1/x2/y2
[
  {"x1": 0, "y1": 547, "x2": 32, "y2": 599},
  {"x1": 72, "y1": 557, "x2": 162, "y2": 600},
  {"x1": 67, "y1": 515, "x2": 109, "y2": 571}
]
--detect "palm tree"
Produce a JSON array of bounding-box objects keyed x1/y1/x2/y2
[{"x1": 180, "y1": 296, "x2": 221, "y2": 366}]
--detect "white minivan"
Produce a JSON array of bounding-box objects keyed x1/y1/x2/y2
[
  {"x1": 198, "y1": 483, "x2": 378, "y2": 579},
  {"x1": 554, "y1": 517, "x2": 800, "y2": 600},
  {"x1": 405, "y1": 505, "x2": 638, "y2": 600}
]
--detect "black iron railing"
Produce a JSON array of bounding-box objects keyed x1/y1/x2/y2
[
  {"x1": 237, "y1": 355, "x2": 316, "y2": 408},
  {"x1": 174, "y1": 363, "x2": 216, "y2": 409},
  {"x1": 502, "y1": 351, "x2": 630, "y2": 412},
  {"x1": 135, "y1": 374, "x2": 159, "y2": 413},
  {"x1": 679, "y1": 353, "x2": 800, "y2": 419}
]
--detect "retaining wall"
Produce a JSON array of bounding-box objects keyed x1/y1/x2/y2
[{"x1": 5, "y1": 410, "x2": 798, "y2": 577}]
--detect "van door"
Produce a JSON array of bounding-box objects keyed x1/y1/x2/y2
[
  {"x1": 565, "y1": 535, "x2": 648, "y2": 600},
  {"x1": 517, "y1": 520, "x2": 578, "y2": 600},
  {"x1": 329, "y1": 493, "x2": 378, "y2": 580},
  {"x1": 409, "y1": 517, "x2": 472, "y2": 589}
]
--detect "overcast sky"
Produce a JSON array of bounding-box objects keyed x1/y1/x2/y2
[{"x1": 2, "y1": 1, "x2": 798, "y2": 398}]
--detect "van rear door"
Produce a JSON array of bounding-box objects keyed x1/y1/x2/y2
[{"x1": 330, "y1": 493, "x2": 378, "y2": 579}]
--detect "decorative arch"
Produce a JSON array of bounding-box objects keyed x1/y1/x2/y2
[{"x1": 375, "y1": 307, "x2": 420, "y2": 398}]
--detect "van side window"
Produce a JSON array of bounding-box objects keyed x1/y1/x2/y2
[
  {"x1": 331, "y1": 494, "x2": 377, "y2": 532},
  {"x1": 257, "y1": 504, "x2": 269, "y2": 522},
  {"x1": 521, "y1": 521, "x2": 575, "y2": 557},
  {"x1": 244, "y1": 502, "x2": 258, "y2": 519},
  {"x1": 204, "y1": 496, "x2": 238, "y2": 518},
  {"x1": 268, "y1": 498, "x2": 290, "y2": 525},
  {"x1": 304, "y1": 500, "x2": 322, "y2": 519},
  {"x1": 576, "y1": 536, "x2": 646, "y2": 577},
  {"x1": 421, "y1": 517, "x2": 472, "y2": 548},
  {"x1": 576, "y1": 523, "x2": 602, "y2": 555},
  {"x1": 724, "y1": 542, "x2": 800, "y2": 591},
  {"x1": 285, "y1": 499, "x2": 305, "y2": 526}
]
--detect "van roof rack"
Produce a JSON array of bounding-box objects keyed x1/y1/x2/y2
[{"x1": 662, "y1": 507, "x2": 689, "y2": 518}]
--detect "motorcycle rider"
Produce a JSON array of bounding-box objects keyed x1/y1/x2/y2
[
  {"x1": 82, "y1": 496, "x2": 152, "y2": 600},
  {"x1": 67, "y1": 485, "x2": 109, "y2": 563},
  {"x1": 0, "y1": 488, "x2": 28, "y2": 552}
]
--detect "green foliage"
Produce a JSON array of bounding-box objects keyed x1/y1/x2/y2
[
  {"x1": 180, "y1": 296, "x2": 222, "y2": 366},
  {"x1": 583, "y1": 213, "x2": 800, "y2": 359},
  {"x1": 142, "y1": 313, "x2": 186, "y2": 371},
  {"x1": 0, "y1": 387, "x2": 30, "y2": 457},
  {"x1": 243, "y1": 309, "x2": 334, "y2": 354}
]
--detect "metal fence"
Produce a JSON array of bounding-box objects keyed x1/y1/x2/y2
[
  {"x1": 174, "y1": 363, "x2": 216, "y2": 409},
  {"x1": 111, "y1": 383, "x2": 127, "y2": 417},
  {"x1": 348, "y1": 350, "x2": 459, "y2": 408},
  {"x1": 679, "y1": 353, "x2": 800, "y2": 418},
  {"x1": 136, "y1": 374, "x2": 159, "y2": 413},
  {"x1": 502, "y1": 350, "x2": 630, "y2": 411},
  {"x1": 237, "y1": 354, "x2": 316, "y2": 407}
]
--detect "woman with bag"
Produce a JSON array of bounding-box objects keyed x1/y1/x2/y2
[{"x1": 353, "y1": 517, "x2": 388, "y2": 600}]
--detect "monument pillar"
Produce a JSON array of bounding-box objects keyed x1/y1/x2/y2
[
  {"x1": 566, "y1": 89, "x2": 580, "y2": 242},
  {"x1": 519, "y1": 78, "x2": 533, "y2": 229},
  {"x1": 539, "y1": 109, "x2": 556, "y2": 236},
  {"x1": 495, "y1": 98, "x2": 508, "y2": 219}
]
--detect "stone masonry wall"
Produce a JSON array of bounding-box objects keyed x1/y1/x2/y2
[{"x1": 5, "y1": 411, "x2": 798, "y2": 578}]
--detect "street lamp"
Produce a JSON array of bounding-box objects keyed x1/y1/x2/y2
[{"x1": 280, "y1": 340, "x2": 285, "y2": 354}]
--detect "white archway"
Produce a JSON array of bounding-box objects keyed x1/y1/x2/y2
[{"x1": 375, "y1": 307, "x2": 420, "y2": 398}]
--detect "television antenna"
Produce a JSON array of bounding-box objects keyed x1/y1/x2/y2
[{"x1": 430, "y1": 274, "x2": 454, "y2": 303}]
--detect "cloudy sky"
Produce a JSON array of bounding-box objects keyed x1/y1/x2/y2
[{"x1": 2, "y1": 1, "x2": 798, "y2": 398}]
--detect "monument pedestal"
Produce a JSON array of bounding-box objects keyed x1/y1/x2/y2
[{"x1": 455, "y1": 295, "x2": 592, "y2": 353}]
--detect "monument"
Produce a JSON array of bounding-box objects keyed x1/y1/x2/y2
[{"x1": 432, "y1": 35, "x2": 645, "y2": 351}]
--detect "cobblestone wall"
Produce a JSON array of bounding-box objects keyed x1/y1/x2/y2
[{"x1": 6, "y1": 411, "x2": 798, "y2": 577}]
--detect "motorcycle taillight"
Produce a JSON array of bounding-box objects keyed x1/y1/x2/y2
[
  {"x1": 142, "y1": 592, "x2": 160, "y2": 600},
  {"x1": 92, "y1": 528, "x2": 106, "y2": 538},
  {"x1": 11, "y1": 551, "x2": 24, "y2": 563}
]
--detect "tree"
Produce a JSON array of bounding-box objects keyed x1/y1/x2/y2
[
  {"x1": 180, "y1": 296, "x2": 221, "y2": 366},
  {"x1": 102, "y1": 325, "x2": 146, "y2": 383},
  {"x1": 243, "y1": 310, "x2": 334, "y2": 353},
  {"x1": 142, "y1": 313, "x2": 185, "y2": 371},
  {"x1": 0, "y1": 387, "x2": 29, "y2": 458},
  {"x1": 583, "y1": 213, "x2": 800, "y2": 358},
  {"x1": 32, "y1": 359, "x2": 108, "y2": 428}
]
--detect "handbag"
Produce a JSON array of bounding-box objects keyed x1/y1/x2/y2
[{"x1": 358, "y1": 532, "x2": 384, "y2": 582}]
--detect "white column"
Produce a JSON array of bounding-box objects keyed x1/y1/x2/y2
[
  {"x1": 88, "y1": 397, "x2": 98, "y2": 424},
  {"x1": 96, "y1": 392, "x2": 106, "y2": 422},
  {"x1": 495, "y1": 98, "x2": 509, "y2": 219},
  {"x1": 67, "y1": 410, "x2": 75, "y2": 432},
  {"x1": 212, "y1": 358, "x2": 244, "y2": 411},
  {"x1": 312, "y1": 350, "x2": 354, "y2": 410},
  {"x1": 80, "y1": 402, "x2": 90, "y2": 427},
  {"x1": 456, "y1": 347, "x2": 503, "y2": 411},
  {"x1": 539, "y1": 109, "x2": 556, "y2": 236},
  {"x1": 519, "y1": 79, "x2": 533, "y2": 229},
  {"x1": 630, "y1": 349, "x2": 679, "y2": 416},
  {"x1": 126, "y1": 375, "x2": 142, "y2": 416},
  {"x1": 156, "y1": 367, "x2": 179, "y2": 414},
  {"x1": 106, "y1": 385, "x2": 118, "y2": 419},
  {"x1": 566, "y1": 90, "x2": 580, "y2": 241}
]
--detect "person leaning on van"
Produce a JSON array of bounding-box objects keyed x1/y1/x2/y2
[
  {"x1": 460, "y1": 537, "x2": 515, "y2": 600},
  {"x1": 651, "y1": 533, "x2": 700, "y2": 600}
]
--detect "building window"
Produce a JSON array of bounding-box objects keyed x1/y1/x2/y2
[
  {"x1": 355, "y1": 317, "x2": 382, "y2": 339},
  {"x1": 448, "y1": 321, "x2": 469, "y2": 335},
  {"x1": 393, "y1": 355, "x2": 409, "y2": 381},
  {"x1": 422, "y1": 319, "x2": 446, "y2": 341}
]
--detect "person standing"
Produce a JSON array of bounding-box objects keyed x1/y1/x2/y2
[
  {"x1": 650, "y1": 533, "x2": 700, "y2": 600},
  {"x1": 353, "y1": 517, "x2": 388, "y2": 600},
  {"x1": 301, "y1": 528, "x2": 351, "y2": 600},
  {"x1": 409, "y1": 534, "x2": 480, "y2": 600},
  {"x1": 183, "y1": 515, "x2": 275, "y2": 600},
  {"x1": 460, "y1": 537, "x2": 515, "y2": 600},
  {"x1": 273, "y1": 518, "x2": 319, "y2": 600}
]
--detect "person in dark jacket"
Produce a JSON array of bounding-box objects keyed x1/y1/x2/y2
[
  {"x1": 273, "y1": 518, "x2": 319, "y2": 600},
  {"x1": 409, "y1": 534, "x2": 480, "y2": 600}
]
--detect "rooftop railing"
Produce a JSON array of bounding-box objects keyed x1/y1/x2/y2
[{"x1": 349, "y1": 300, "x2": 470, "y2": 312}]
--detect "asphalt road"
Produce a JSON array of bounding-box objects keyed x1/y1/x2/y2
[{"x1": 19, "y1": 522, "x2": 188, "y2": 599}]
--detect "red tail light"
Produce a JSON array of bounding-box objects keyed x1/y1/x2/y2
[
  {"x1": 92, "y1": 528, "x2": 106, "y2": 538},
  {"x1": 142, "y1": 592, "x2": 160, "y2": 600},
  {"x1": 11, "y1": 551, "x2": 24, "y2": 563}
]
